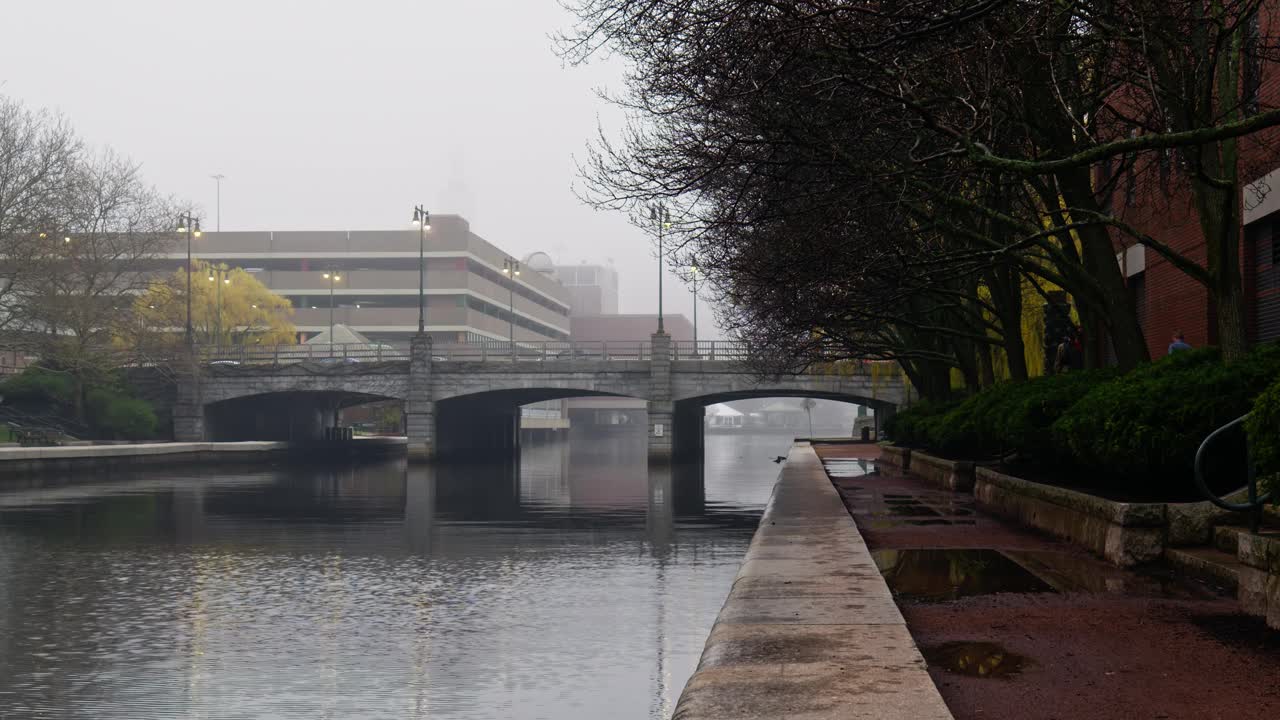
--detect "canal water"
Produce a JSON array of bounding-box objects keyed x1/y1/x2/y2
[{"x1": 0, "y1": 430, "x2": 797, "y2": 719}]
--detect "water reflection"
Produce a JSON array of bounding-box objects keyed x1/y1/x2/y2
[{"x1": 0, "y1": 430, "x2": 797, "y2": 720}]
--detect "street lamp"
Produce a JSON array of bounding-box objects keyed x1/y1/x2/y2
[
  {"x1": 503, "y1": 258, "x2": 521, "y2": 359},
  {"x1": 411, "y1": 206, "x2": 431, "y2": 336},
  {"x1": 649, "y1": 203, "x2": 671, "y2": 334},
  {"x1": 688, "y1": 262, "x2": 702, "y2": 351},
  {"x1": 322, "y1": 271, "x2": 342, "y2": 355},
  {"x1": 210, "y1": 174, "x2": 225, "y2": 231},
  {"x1": 208, "y1": 265, "x2": 231, "y2": 346},
  {"x1": 176, "y1": 212, "x2": 202, "y2": 346}
]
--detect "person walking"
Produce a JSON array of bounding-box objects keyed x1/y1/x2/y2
[{"x1": 1168, "y1": 331, "x2": 1192, "y2": 355}]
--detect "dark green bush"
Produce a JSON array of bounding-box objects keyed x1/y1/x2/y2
[
  {"x1": 884, "y1": 400, "x2": 956, "y2": 447},
  {"x1": 995, "y1": 369, "x2": 1119, "y2": 463},
  {"x1": 1247, "y1": 376, "x2": 1280, "y2": 485},
  {"x1": 890, "y1": 370, "x2": 1117, "y2": 461},
  {"x1": 1051, "y1": 343, "x2": 1280, "y2": 487},
  {"x1": 86, "y1": 388, "x2": 157, "y2": 440},
  {"x1": 0, "y1": 367, "x2": 74, "y2": 406}
]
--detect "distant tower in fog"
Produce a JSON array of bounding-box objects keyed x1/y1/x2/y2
[{"x1": 439, "y1": 149, "x2": 479, "y2": 224}]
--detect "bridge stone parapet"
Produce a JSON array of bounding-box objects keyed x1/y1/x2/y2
[{"x1": 183, "y1": 335, "x2": 910, "y2": 461}]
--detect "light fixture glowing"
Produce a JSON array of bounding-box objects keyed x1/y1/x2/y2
[{"x1": 64, "y1": 236, "x2": 71, "y2": 243}]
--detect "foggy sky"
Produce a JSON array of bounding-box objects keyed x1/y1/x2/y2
[{"x1": 0, "y1": 0, "x2": 718, "y2": 336}]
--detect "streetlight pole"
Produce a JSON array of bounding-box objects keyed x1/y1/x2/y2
[
  {"x1": 323, "y1": 271, "x2": 341, "y2": 356},
  {"x1": 176, "y1": 212, "x2": 202, "y2": 347},
  {"x1": 411, "y1": 206, "x2": 431, "y2": 336},
  {"x1": 649, "y1": 203, "x2": 669, "y2": 334},
  {"x1": 503, "y1": 258, "x2": 521, "y2": 360},
  {"x1": 689, "y1": 263, "x2": 700, "y2": 349},
  {"x1": 210, "y1": 174, "x2": 225, "y2": 231}
]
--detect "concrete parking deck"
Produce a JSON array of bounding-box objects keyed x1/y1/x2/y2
[{"x1": 673, "y1": 443, "x2": 952, "y2": 720}]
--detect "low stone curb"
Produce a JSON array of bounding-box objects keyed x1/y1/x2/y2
[
  {"x1": 975, "y1": 467, "x2": 1166, "y2": 567},
  {"x1": 907, "y1": 451, "x2": 975, "y2": 492},
  {"x1": 878, "y1": 444, "x2": 911, "y2": 471},
  {"x1": 1234, "y1": 533, "x2": 1280, "y2": 629},
  {"x1": 673, "y1": 443, "x2": 952, "y2": 720}
]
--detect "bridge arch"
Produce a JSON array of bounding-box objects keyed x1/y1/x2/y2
[
  {"x1": 204, "y1": 389, "x2": 404, "y2": 441},
  {"x1": 433, "y1": 387, "x2": 648, "y2": 459}
]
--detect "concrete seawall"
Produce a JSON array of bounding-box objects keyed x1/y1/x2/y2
[
  {"x1": 0, "y1": 438, "x2": 406, "y2": 479},
  {"x1": 673, "y1": 443, "x2": 952, "y2": 720}
]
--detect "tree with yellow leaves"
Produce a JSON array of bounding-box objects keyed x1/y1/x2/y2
[{"x1": 132, "y1": 260, "x2": 296, "y2": 348}]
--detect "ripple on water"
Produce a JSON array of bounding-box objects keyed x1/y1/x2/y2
[{"x1": 0, "y1": 431, "x2": 798, "y2": 720}]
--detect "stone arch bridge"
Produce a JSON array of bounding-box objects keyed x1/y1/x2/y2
[{"x1": 174, "y1": 335, "x2": 908, "y2": 462}]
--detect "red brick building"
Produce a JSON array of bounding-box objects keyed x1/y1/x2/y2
[{"x1": 1106, "y1": 35, "x2": 1280, "y2": 359}]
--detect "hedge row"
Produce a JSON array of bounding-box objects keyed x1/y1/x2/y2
[
  {"x1": 886, "y1": 342, "x2": 1280, "y2": 491},
  {"x1": 1248, "y1": 376, "x2": 1280, "y2": 486}
]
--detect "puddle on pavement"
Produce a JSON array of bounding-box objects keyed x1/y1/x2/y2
[
  {"x1": 884, "y1": 504, "x2": 941, "y2": 517},
  {"x1": 872, "y1": 549, "x2": 1056, "y2": 602},
  {"x1": 823, "y1": 460, "x2": 878, "y2": 478},
  {"x1": 866, "y1": 519, "x2": 978, "y2": 529},
  {"x1": 922, "y1": 641, "x2": 1029, "y2": 679}
]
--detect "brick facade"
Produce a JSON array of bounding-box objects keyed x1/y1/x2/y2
[{"x1": 1105, "y1": 8, "x2": 1280, "y2": 358}]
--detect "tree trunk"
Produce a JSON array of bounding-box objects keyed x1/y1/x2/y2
[
  {"x1": 977, "y1": 344, "x2": 996, "y2": 387},
  {"x1": 1058, "y1": 171, "x2": 1152, "y2": 368},
  {"x1": 1191, "y1": 163, "x2": 1250, "y2": 361}
]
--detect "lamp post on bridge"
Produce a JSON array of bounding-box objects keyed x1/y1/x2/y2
[
  {"x1": 411, "y1": 206, "x2": 431, "y2": 337},
  {"x1": 649, "y1": 203, "x2": 670, "y2": 334},
  {"x1": 322, "y1": 270, "x2": 342, "y2": 356},
  {"x1": 503, "y1": 258, "x2": 520, "y2": 360},
  {"x1": 176, "y1": 213, "x2": 202, "y2": 348},
  {"x1": 688, "y1": 262, "x2": 702, "y2": 353}
]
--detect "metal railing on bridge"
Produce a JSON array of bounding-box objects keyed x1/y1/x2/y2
[
  {"x1": 200, "y1": 343, "x2": 410, "y2": 365},
  {"x1": 671, "y1": 341, "x2": 750, "y2": 361},
  {"x1": 197, "y1": 340, "x2": 653, "y2": 365},
  {"x1": 429, "y1": 340, "x2": 651, "y2": 362}
]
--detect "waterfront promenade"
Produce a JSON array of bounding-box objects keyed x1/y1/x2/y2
[{"x1": 675, "y1": 442, "x2": 952, "y2": 719}]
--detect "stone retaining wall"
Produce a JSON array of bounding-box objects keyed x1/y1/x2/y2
[
  {"x1": 907, "y1": 451, "x2": 975, "y2": 492},
  {"x1": 974, "y1": 467, "x2": 1166, "y2": 567},
  {"x1": 878, "y1": 445, "x2": 911, "y2": 470},
  {"x1": 1234, "y1": 533, "x2": 1280, "y2": 629},
  {"x1": 0, "y1": 439, "x2": 406, "y2": 480},
  {"x1": 674, "y1": 443, "x2": 952, "y2": 720}
]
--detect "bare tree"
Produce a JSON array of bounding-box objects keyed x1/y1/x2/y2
[
  {"x1": 8, "y1": 149, "x2": 180, "y2": 420},
  {"x1": 0, "y1": 97, "x2": 80, "y2": 335},
  {"x1": 560, "y1": 0, "x2": 1280, "y2": 393}
]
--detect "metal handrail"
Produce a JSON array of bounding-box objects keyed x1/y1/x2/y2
[{"x1": 1193, "y1": 413, "x2": 1268, "y2": 530}]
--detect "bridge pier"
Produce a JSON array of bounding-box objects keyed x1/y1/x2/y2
[
  {"x1": 173, "y1": 358, "x2": 205, "y2": 442},
  {"x1": 407, "y1": 334, "x2": 435, "y2": 462},
  {"x1": 647, "y1": 332, "x2": 674, "y2": 463}
]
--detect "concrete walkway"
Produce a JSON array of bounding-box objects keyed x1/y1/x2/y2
[{"x1": 674, "y1": 443, "x2": 952, "y2": 720}]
